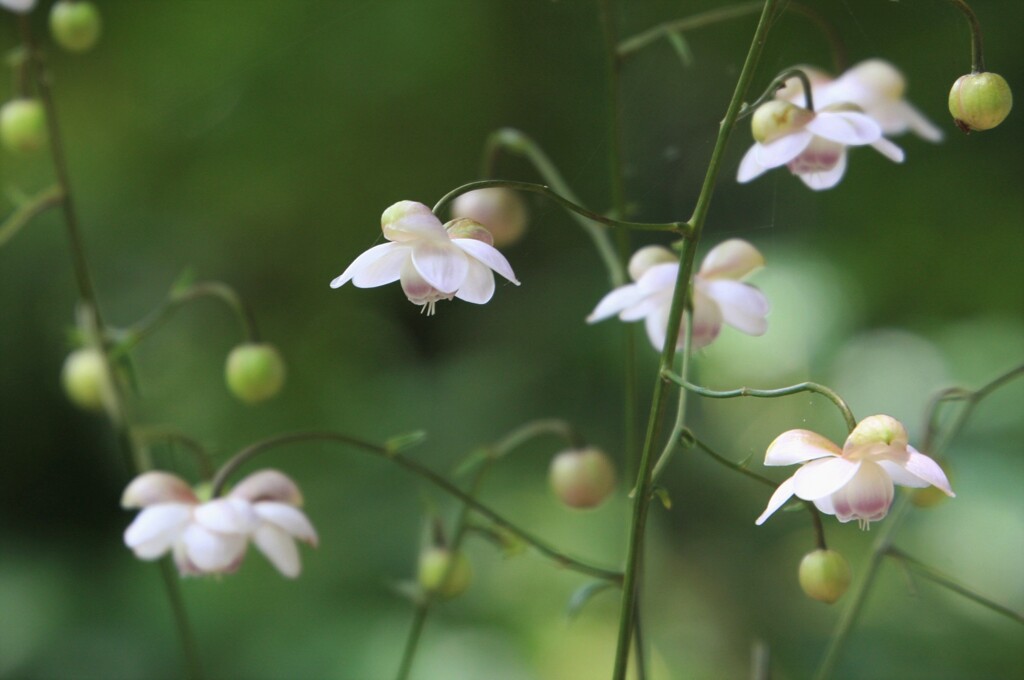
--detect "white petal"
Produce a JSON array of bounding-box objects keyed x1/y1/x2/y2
[
  {"x1": 411, "y1": 240, "x2": 469, "y2": 294},
  {"x1": 636, "y1": 262, "x2": 679, "y2": 294},
  {"x1": 454, "y1": 259, "x2": 496, "y2": 304},
  {"x1": 229, "y1": 469, "x2": 303, "y2": 505},
  {"x1": 689, "y1": 290, "x2": 723, "y2": 349},
  {"x1": 755, "y1": 131, "x2": 814, "y2": 169},
  {"x1": 829, "y1": 461, "x2": 894, "y2": 524},
  {"x1": 330, "y1": 242, "x2": 403, "y2": 289},
  {"x1": 877, "y1": 460, "x2": 930, "y2": 488},
  {"x1": 587, "y1": 284, "x2": 645, "y2": 323},
  {"x1": 698, "y1": 239, "x2": 764, "y2": 281},
  {"x1": 124, "y1": 504, "x2": 192, "y2": 555},
  {"x1": 901, "y1": 102, "x2": 944, "y2": 142},
  {"x1": 0, "y1": 0, "x2": 36, "y2": 14},
  {"x1": 253, "y1": 525, "x2": 301, "y2": 578},
  {"x1": 701, "y1": 280, "x2": 769, "y2": 336},
  {"x1": 193, "y1": 498, "x2": 258, "y2": 534},
  {"x1": 901, "y1": 446, "x2": 954, "y2": 496},
  {"x1": 121, "y1": 472, "x2": 197, "y2": 508},
  {"x1": 350, "y1": 243, "x2": 411, "y2": 288},
  {"x1": 255, "y1": 502, "x2": 319, "y2": 545},
  {"x1": 737, "y1": 144, "x2": 767, "y2": 183},
  {"x1": 619, "y1": 295, "x2": 660, "y2": 322},
  {"x1": 765, "y1": 429, "x2": 842, "y2": 466},
  {"x1": 798, "y1": 152, "x2": 847, "y2": 190},
  {"x1": 755, "y1": 477, "x2": 796, "y2": 525},
  {"x1": 870, "y1": 138, "x2": 905, "y2": 163},
  {"x1": 644, "y1": 303, "x2": 673, "y2": 352},
  {"x1": 806, "y1": 111, "x2": 881, "y2": 145},
  {"x1": 792, "y1": 457, "x2": 861, "y2": 500},
  {"x1": 813, "y1": 494, "x2": 836, "y2": 516},
  {"x1": 451, "y1": 238, "x2": 519, "y2": 284},
  {"x1": 182, "y1": 523, "x2": 248, "y2": 572},
  {"x1": 399, "y1": 258, "x2": 440, "y2": 304}
]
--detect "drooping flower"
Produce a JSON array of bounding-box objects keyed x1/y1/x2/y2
[
  {"x1": 587, "y1": 239, "x2": 769, "y2": 350},
  {"x1": 755, "y1": 415, "x2": 954, "y2": 530},
  {"x1": 122, "y1": 469, "x2": 317, "y2": 578},
  {"x1": 451, "y1": 188, "x2": 528, "y2": 248},
  {"x1": 0, "y1": 0, "x2": 37, "y2": 14},
  {"x1": 737, "y1": 100, "x2": 904, "y2": 190},
  {"x1": 330, "y1": 201, "x2": 520, "y2": 315}
]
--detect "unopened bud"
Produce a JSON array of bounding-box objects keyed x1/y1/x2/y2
[
  {"x1": 61, "y1": 348, "x2": 110, "y2": 412},
  {"x1": 627, "y1": 246, "x2": 676, "y2": 282},
  {"x1": 751, "y1": 101, "x2": 813, "y2": 144},
  {"x1": 1, "y1": 99, "x2": 46, "y2": 154},
  {"x1": 549, "y1": 447, "x2": 616, "y2": 509},
  {"x1": 50, "y1": 0, "x2": 102, "y2": 53},
  {"x1": 451, "y1": 188, "x2": 527, "y2": 248},
  {"x1": 949, "y1": 72, "x2": 1012, "y2": 132},
  {"x1": 225, "y1": 343, "x2": 286, "y2": 404},
  {"x1": 799, "y1": 549, "x2": 851, "y2": 604},
  {"x1": 444, "y1": 217, "x2": 494, "y2": 245},
  {"x1": 417, "y1": 547, "x2": 472, "y2": 599}
]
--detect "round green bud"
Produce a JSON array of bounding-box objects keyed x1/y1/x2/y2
[
  {"x1": 1, "y1": 99, "x2": 46, "y2": 154},
  {"x1": 751, "y1": 100, "x2": 814, "y2": 144},
  {"x1": 549, "y1": 447, "x2": 616, "y2": 509},
  {"x1": 61, "y1": 348, "x2": 110, "y2": 412},
  {"x1": 50, "y1": 1, "x2": 103, "y2": 53},
  {"x1": 798, "y1": 549, "x2": 852, "y2": 604},
  {"x1": 948, "y1": 72, "x2": 1012, "y2": 132},
  {"x1": 225, "y1": 343, "x2": 286, "y2": 404},
  {"x1": 417, "y1": 547, "x2": 472, "y2": 599}
]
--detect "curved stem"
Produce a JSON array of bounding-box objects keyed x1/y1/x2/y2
[
  {"x1": 645, "y1": 313, "x2": 692, "y2": 487},
  {"x1": 737, "y1": 68, "x2": 816, "y2": 121},
  {"x1": 212, "y1": 431, "x2": 623, "y2": 583},
  {"x1": 946, "y1": 0, "x2": 985, "y2": 73},
  {"x1": 492, "y1": 418, "x2": 585, "y2": 457},
  {"x1": 665, "y1": 375, "x2": 857, "y2": 433},
  {"x1": 433, "y1": 180, "x2": 687, "y2": 236},
  {"x1": 0, "y1": 185, "x2": 63, "y2": 247}
]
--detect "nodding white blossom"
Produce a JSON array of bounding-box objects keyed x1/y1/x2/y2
[
  {"x1": 755, "y1": 415, "x2": 954, "y2": 530},
  {"x1": 738, "y1": 100, "x2": 905, "y2": 190},
  {"x1": 122, "y1": 469, "x2": 317, "y2": 578},
  {"x1": 587, "y1": 240, "x2": 769, "y2": 351},
  {"x1": 331, "y1": 201, "x2": 520, "y2": 315},
  {"x1": 0, "y1": 0, "x2": 36, "y2": 14}
]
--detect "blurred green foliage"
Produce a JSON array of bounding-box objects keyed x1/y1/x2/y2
[{"x1": 1, "y1": 1, "x2": 1021, "y2": 678}]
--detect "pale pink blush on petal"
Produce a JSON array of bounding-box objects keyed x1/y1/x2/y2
[
  {"x1": 792, "y1": 457, "x2": 861, "y2": 500},
  {"x1": 829, "y1": 461, "x2": 894, "y2": 525},
  {"x1": 229, "y1": 469, "x2": 303, "y2": 505},
  {"x1": 689, "y1": 290, "x2": 723, "y2": 349},
  {"x1": 902, "y1": 446, "x2": 954, "y2": 496},
  {"x1": 755, "y1": 477, "x2": 797, "y2": 525},
  {"x1": 121, "y1": 472, "x2": 197, "y2": 508},
  {"x1": 797, "y1": 151, "x2": 847, "y2": 191},
  {"x1": 765, "y1": 430, "x2": 841, "y2": 466}
]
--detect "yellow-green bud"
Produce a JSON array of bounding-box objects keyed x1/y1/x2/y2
[
  {"x1": 50, "y1": 0, "x2": 102, "y2": 53},
  {"x1": 417, "y1": 548, "x2": 472, "y2": 599},
  {"x1": 751, "y1": 101, "x2": 814, "y2": 144},
  {"x1": 225, "y1": 343, "x2": 286, "y2": 404},
  {"x1": 799, "y1": 549, "x2": 852, "y2": 604},
  {"x1": 549, "y1": 447, "x2": 616, "y2": 509},
  {"x1": 61, "y1": 348, "x2": 110, "y2": 412},
  {"x1": 1, "y1": 99, "x2": 46, "y2": 154},
  {"x1": 949, "y1": 72, "x2": 1012, "y2": 132}
]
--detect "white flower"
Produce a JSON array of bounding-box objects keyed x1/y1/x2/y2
[
  {"x1": 755, "y1": 415, "x2": 954, "y2": 530},
  {"x1": 587, "y1": 239, "x2": 769, "y2": 350},
  {"x1": 737, "y1": 100, "x2": 904, "y2": 190},
  {"x1": 0, "y1": 0, "x2": 36, "y2": 14},
  {"x1": 330, "y1": 200, "x2": 520, "y2": 315},
  {"x1": 122, "y1": 469, "x2": 317, "y2": 578}
]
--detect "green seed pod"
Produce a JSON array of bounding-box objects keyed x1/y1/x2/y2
[
  {"x1": 417, "y1": 547, "x2": 472, "y2": 599},
  {"x1": 799, "y1": 549, "x2": 852, "y2": 604},
  {"x1": 225, "y1": 343, "x2": 286, "y2": 404},
  {"x1": 50, "y1": 0, "x2": 103, "y2": 53},
  {"x1": 61, "y1": 348, "x2": 110, "y2": 412},
  {"x1": 948, "y1": 72, "x2": 1012, "y2": 132},
  {"x1": 549, "y1": 447, "x2": 616, "y2": 509},
  {"x1": 1, "y1": 99, "x2": 46, "y2": 154}
]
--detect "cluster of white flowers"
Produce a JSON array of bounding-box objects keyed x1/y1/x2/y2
[
  {"x1": 738, "y1": 59, "x2": 941, "y2": 190},
  {"x1": 122, "y1": 469, "x2": 317, "y2": 578}
]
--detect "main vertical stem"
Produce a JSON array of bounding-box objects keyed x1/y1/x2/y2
[{"x1": 610, "y1": 2, "x2": 778, "y2": 677}]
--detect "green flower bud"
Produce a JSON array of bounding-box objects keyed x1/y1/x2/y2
[
  {"x1": 1, "y1": 99, "x2": 46, "y2": 154},
  {"x1": 61, "y1": 348, "x2": 110, "y2": 412},
  {"x1": 799, "y1": 549, "x2": 852, "y2": 604},
  {"x1": 50, "y1": 0, "x2": 102, "y2": 53},
  {"x1": 417, "y1": 547, "x2": 472, "y2": 599},
  {"x1": 225, "y1": 343, "x2": 286, "y2": 404},
  {"x1": 549, "y1": 447, "x2": 616, "y2": 509},
  {"x1": 948, "y1": 72, "x2": 1012, "y2": 132},
  {"x1": 751, "y1": 100, "x2": 814, "y2": 144}
]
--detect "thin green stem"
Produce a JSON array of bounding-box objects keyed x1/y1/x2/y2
[
  {"x1": 0, "y1": 185, "x2": 63, "y2": 247},
  {"x1": 158, "y1": 560, "x2": 205, "y2": 680},
  {"x1": 665, "y1": 375, "x2": 857, "y2": 433},
  {"x1": 612, "y1": 3, "x2": 780, "y2": 674},
  {"x1": 645, "y1": 313, "x2": 692, "y2": 487},
  {"x1": 491, "y1": 418, "x2": 584, "y2": 458},
  {"x1": 946, "y1": 0, "x2": 985, "y2": 72},
  {"x1": 212, "y1": 432, "x2": 623, "y2": 583},
  {"x1": 923, "y1": 363, "x2": 1023, "y2": 453}
]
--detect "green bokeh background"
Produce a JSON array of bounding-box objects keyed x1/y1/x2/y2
[{"x1": 1, "y1": 1, "x2": 1021, "y2": 678}]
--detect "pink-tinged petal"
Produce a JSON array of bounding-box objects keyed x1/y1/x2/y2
[
  {"x1": 381, "y1": 201, "x2": 447, "y2": 242},
  {"x1": 252, "y1": 525, "x2": 301, "y2": 578},
  {"x1": 737, "y1": 144, "x2": 767, "y2": 183},
  {"x1": 755, "y1": 131, "x2": 814, "y2": 169},
  {"x1": 877, "y1": 460, "x2": 929, "y2": 488},
  {"x1": 870, "y1": 138, "x2": 905, "y2": 163},
  {"x1": 792, "y1": 457, "x2": 861, "y2": 500},
  {"x1": 194, "y1": 498, "x2": 258, "y2": 534},
  {"x1": 813, "y1": 494, "x2": 836, "y2": 516},
  {"x1": 255, "y1": 503, "x2": 319, "y2": 545},
  {"x1": 121, "y1": 472, "x2": 197, "y2": 508},
  {"x1": 700, "y1": 280, "x2": 769, "y2": 336},
  {"x1": 690, "y1": 289, "x2": 723, "y2": 349},
  {"x1": 765, "y1": 430, "x2": 842, "y2": 466},
  {"x1": 829, "y1": 461, "x2": 894, "y2": 525},
  {"x1": 806, "y1": 111, "x2": 881, "y2": 145},
  {"x1": 124, "y1": 504, "x2": 192, "y2": 557},
  {"x1": 173, "y1": 542, "x2": 202, "y2": 576},
  {"x1": 698, "y1": 239, "x2": 764, "y2": 281},
  {"x1": 845, "y1": 415, "x2": 908, "y2": 452},
  {"x1": 587, "y1": 283, "x2": 646, "y2": 323},
  {"x1": 330, "y1": 242, "x2": 404, "y2": 289},
  {"x1": 412, "y1": 240, "x2": 469, "y2": 294},
  {"x1": 229, "y1": 469, "x2": 303, "y2": 505},
  {"x1": 451, "y1": 238, "x2": 519, "y2": 284},
  {"x1": 454, "y1": 259, "x2": 496, "y2": 304},
  {"x1": 644, "y1": 303, "x2": 674, "y2": 352},
  {"x1": 901, "y1": 446, "x2": 954, "y2": 496},
  {"x1": 182, "y1": 523, "x2": 248, "y2": 572},
  {"x1": 398, "y1": 258, "x2": 441, "y2": 305},
  {"x1": 755, "y1": 477, "x2": 796, "y2": 525},
  {"x1": 797, "y1": 152, "x2": 848, "y2": 190}
]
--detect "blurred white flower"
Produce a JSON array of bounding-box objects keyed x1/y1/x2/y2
[
  {"x1": 755, "y1": 415, "x2": 954, "y2": 530},
  {"x1": 122, "y1": 469, "x2": 317, "y2": 578},
  {"x1": 330, "y1": 201, "x2": 519, "y2": 315},
  {"x1": 738, "y1": 100, "x2": 904, "y2": 190},
  {"x1": 0, "y1": 0, "x2": 36, "y2": 14},
  {"x1": 587, "y1": 240, "x2": 769, "y2": 350}
]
